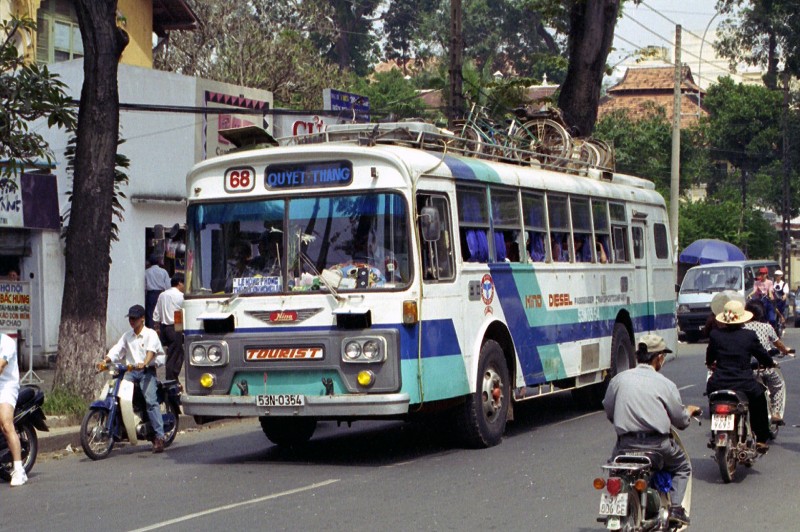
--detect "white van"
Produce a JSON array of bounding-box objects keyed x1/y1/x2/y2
[{"x1": 676, "y1": 260, "x2": 779, "y2": 342}]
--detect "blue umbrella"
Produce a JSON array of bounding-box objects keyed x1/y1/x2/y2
[{"x1": 679, "y1": 239, "x2": 746, "y2": 265}]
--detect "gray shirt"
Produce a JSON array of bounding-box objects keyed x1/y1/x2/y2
[{"x1": 603, "y1": 364, "x2": 691, "y2": 436}]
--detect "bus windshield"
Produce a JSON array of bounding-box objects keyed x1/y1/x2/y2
[{"x1": 186, "y1": 192, "x2": 412, "y2": 296}]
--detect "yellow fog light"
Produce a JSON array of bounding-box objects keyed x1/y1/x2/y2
[
  {"x1": 357, "y1": 370, "x2": 375, "y2": 387},
  {"x1": 199, "y1": 373, "x2": 216, "y2": 388}
]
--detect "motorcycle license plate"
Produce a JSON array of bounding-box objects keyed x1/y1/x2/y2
[
  {"x1": 711, "y1": 414, "x2": 735, "y2": 431},
  {"x1": 599, "y1": 492, "x2": 628, "y2": 517},
  {"x1": 256, "y1": 394, "x2": 305, "y2": 407}
]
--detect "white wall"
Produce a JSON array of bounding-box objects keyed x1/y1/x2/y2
[{"x1": 35, "y1": 60, "x2": 273, "y2": 351}]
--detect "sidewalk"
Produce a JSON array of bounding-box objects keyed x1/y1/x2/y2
[{"x1": 26, "y1": 366, "x2": 205, "y2": 454}]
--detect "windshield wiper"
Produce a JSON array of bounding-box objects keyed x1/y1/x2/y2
[{"x1": 298, "y1": 252, "x2": 344, "y2": 302}]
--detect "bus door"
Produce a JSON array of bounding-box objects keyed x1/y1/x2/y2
[{"x1": 631, "y1": 221, "x2": 652, "y2": 331}]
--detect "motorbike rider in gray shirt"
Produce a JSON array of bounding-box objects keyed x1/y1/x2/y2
[{"x1": 603, "y1": 334, "x2": 701, "y2": 527}]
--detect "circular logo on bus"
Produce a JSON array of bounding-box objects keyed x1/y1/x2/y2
[{"x1": 481, "y1": 274, "x2": 494, "y2": 305}]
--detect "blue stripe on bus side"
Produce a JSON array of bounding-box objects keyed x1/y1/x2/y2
[{"x1": 438, "y1": 155, "x2": 502, "y2": 183}]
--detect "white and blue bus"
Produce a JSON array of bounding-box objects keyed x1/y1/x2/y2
[{"x1": 179, "y1": 124, "x2": 676, "y2": 448}]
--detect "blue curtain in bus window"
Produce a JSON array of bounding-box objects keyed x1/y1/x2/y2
[
  {"x1": 529, "y1": 232, "x2": 545, "y2": 261},
  {"x1": 575, "y1": 234, "x2": 593, "y2": 262},
  {"x1": 461, "y1": 195, "x2": 489, "y2": 262},
  {"x1": 552, "y1": 233, "x2": 568, "y2": 262},
  {"x1": 494, "y1": 232, "x2": 506, "y2": 261}
]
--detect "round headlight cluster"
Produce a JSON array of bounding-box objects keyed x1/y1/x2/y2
[
  {"x1": 341, "y1": 337, "x2": 385, "y2": 363},
  {"x1": 189, "y1": 343, "x2": 228, "y2": 366}
]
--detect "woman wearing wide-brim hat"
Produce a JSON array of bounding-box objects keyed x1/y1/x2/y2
[{"x1": 706, "y1": 300, "x2": 777, "y2": 449}]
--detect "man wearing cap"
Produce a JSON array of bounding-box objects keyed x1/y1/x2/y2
[
  {"x1": 603, "y1": 334, "x2": 701, "y2": 526},
  {"x1": 152, "y1": 274, "x2": 185, "y2": 380},
  {"x1": 103, "y1": 304, "x2": 167, "y2": 453}
]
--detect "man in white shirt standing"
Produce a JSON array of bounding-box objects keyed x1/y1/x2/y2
[
  {"x1": 153, "y1": 274, "x2": 185, "y2": 380},
  {"x1": 103, "y1": 305, "x2": 167, "y2": 453},
  {"x1": 144, "y1": 255, "x2": 171, "y2": 329},
  {"x1": 0, "y1": 333, "x2": 26, "y2": 485}
]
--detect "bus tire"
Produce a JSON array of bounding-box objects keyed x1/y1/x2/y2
[
  {"x1": 610, "y1": 322, "x2": 635, "y2": 377},
  {"x1": 259, "y1": 417, "x2": 317, "y2": 448},
  {"x1": 456, "y1": 340, "x2": 509, "y2": 448}
]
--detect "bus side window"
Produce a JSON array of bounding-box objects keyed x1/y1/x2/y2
[
  {"x1": 570, "y1": 198, "x2": 593, "y2": 263},
  {"x1": 522, "y1": 192, "x2": 547, "y2": 262},
  {"x1": 609, "y1": 203, "x2": 628, "y2": 263},
  {"x1": 457, "y1": 188, "x2": 490, "y2": 263},
  {"x1": 548, "y1": 195, "x2": 570, "y2": 262},
  {"x1": 653, "y1": 223, "x2": 670, "y2": 260},
  {"x1": 632, "y1": 227, "x2": 644, "y2": 259},
  {"x1": 490, "y1": 188, "x2": 521, "y2": 263},
  {"x1": 417, "y1": 193, "x2": 455, "y2": 281},
  {"x1": 592, "y1": 200, "x2": 611, "y2": 264}
]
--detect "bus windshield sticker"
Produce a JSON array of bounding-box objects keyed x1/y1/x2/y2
[
  {"x1": 265, "y1": 160, "x2": 353, "y2": 190},
  {"x1": 233, "y1": 276, "x2": 281, "y2": 294}
]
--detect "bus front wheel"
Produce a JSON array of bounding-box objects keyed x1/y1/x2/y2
[
  {"x1": 457, "y1": 340, "x2": 510, "y2": 448},
  {"x1": 259, "y1": 417, "x2": 317, "y2": 448}
]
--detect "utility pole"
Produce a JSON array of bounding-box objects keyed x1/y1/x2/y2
[
  {"x1": 670, "y1": 25, "x2": 681, "y2": 280},
  {"x1": 781, "y1": 72, "x2": 791, "y2": 284},
  {"x1": 448, "y1": 0, "x2": 464, "y2": 128}
]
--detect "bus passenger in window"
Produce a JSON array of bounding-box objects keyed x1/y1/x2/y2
[
  {"x1": 596, "y1": 240, "x2": 609, "y2": 263},
  {"x1": 551, "y1": 233, "x2": 569, "y2": 262},
  {"x1": 250, "y1": 229, "x2": 282, "y2": 276},
  {"x1": 528, "y1": 232, "x2": 546, "y2": 262}
]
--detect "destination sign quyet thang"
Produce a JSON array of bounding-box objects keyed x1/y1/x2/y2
[{"x1": 265, "y1": 160, "x2": 352, "y2": 189}]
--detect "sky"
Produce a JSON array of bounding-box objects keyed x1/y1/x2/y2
[{"x1": 611, "y1": 0, "x2": 722, "y2": 69}]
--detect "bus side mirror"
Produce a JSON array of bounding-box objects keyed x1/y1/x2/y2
[{"x1": 419, "y1": 206, "x2": 441, "y2": 242}]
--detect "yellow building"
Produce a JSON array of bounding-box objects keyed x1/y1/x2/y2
[{"x1": 2, "y1": 0, "x2": 197, "y2": 67}]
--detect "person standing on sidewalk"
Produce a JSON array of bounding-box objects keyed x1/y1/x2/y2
[
  {"x1": 0, "y1": 332, "x2": 26, "y2": 486},
  {"x1": 152, "y1": 274, "x2": 185, "y2": 380},
  {"x1": 103, "y1": 305, "x2": 167, "y2": 453},
  {"x1": 144, "y1": 255, "x2": 170, "y2": 329}
]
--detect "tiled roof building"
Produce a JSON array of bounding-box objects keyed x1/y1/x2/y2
[{"x1": 599, "y1": 65, "x2": 707, "y2": 126}]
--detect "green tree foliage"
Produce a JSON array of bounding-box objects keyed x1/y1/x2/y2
[
  {"x1": 679, "y1": 199, "x2": 777, "y2": 259},
  {"x1": 592, "y1": 104, "x2": 708, "y2": 196},
  {"x1": 154, "y1": 0, "x2": 345, "y2": 109},
  {"x1": 315, "y1": 0, "x2": 382, "y2": 75},
  {"x1": 1, "y1": 16, "x2": 76, "y2": 181},
  {"x1": 349, "y1": 70, "x2": 429, "y2": 120},
  {"x1": 716, "y1": 0, "x2": 800, "y2": 88}
]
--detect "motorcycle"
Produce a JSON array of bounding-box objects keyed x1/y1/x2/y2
[
  {"x1": 0, "y1": 385, "x2": 49, "y2": 481},
  {"x1": 594, "y1": 419, "x2": 700, "y2": 531},
  {"x1": 80, "y1": 363, "x2": 181, "y2": 460}
]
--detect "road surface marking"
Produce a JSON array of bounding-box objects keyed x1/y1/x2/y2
[
  {"x1": 130, "y1": 479, "x2": 340, "y2": 531},
  {"x1": 678, "y1": 385, "x2": 695, "y2": 391}
]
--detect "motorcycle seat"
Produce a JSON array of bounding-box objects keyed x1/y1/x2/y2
[
  {"x1": 709, "y1": 389, "x2": 748, "y2": 404},
  {"x1": 612, "y1": 450, "x2": 664, "y2": 470},
  {"x1": 17, "y1": 385, "x2": 39, "y2": 407}
]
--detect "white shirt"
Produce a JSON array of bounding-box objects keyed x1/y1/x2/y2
[
  {"x1": 152, "y1": 286, "x2": 184, "y2": 325},
  {"x1": 144, "y1": 265, "x2": 171, "y2": 291},
  {"x1": 107, "y1": 326, "x2": 164, "y2": 366},
  {"x1": 0, "y1": 333, "x2": 19, "y2": 390}
]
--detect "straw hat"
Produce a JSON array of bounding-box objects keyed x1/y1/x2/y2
[
  {"x1": 715, "y1": 300, "x2": 753, "y2": 325},
  {"x1": 710, "y1": 290, "x2": 746, "y2": 316}
]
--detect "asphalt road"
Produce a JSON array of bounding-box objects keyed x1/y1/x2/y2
[{"x1": 4, "y1": 328, "x2": 799, "y2": 531}]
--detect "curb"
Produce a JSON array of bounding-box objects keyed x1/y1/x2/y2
[{"x1": 38, "y1": 414, "x2": 223, "y2": 454}]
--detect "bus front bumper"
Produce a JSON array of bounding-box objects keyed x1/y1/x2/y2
[{"x1": 182, "y1": 393, "x2": 411, "y2": 419}]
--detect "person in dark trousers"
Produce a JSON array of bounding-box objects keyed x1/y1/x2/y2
[
  {"x1": 152, "y1": 274, "x2": 185, "y2": 380},
  {"x1": 144, "y1": 255, "x2": 170, "y2": 329},
  {"x1": 603, "y1": 334, "x2": 700, "y2": 527},
  {"x1": 706, "y1": 300, "x2": 776, "y2": 451}
]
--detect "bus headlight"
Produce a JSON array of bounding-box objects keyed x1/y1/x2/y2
[
  {"x1": 341, "y1": 337, "x2": 386, "y2": 363},
  {"x1": 189, "y1": 342, "x2": 229, "y2": 366}
]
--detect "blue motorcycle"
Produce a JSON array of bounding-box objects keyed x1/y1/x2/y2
[{"x1": 80, "y1": 363, "x2": 181, "y2": 460}]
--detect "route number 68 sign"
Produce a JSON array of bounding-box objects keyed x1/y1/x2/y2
[{"x1": 224, "y1": 166, "x2": 256, "y2": 193}]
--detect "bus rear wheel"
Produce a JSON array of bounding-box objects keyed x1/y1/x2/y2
[
  {"x1": 456, "y1": 340, "x2": 510, "y2": 448},
  {"x1": 259, "y1": 417, "x2": 317, "y2": 448}
]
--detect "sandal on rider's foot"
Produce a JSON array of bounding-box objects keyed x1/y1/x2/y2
[
  {"x1": 771, "y1": 416, "x2": 785, "y2": 425},
  {"x1": 756, "y1": 442, "x2": 770, "y2": 453}
]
